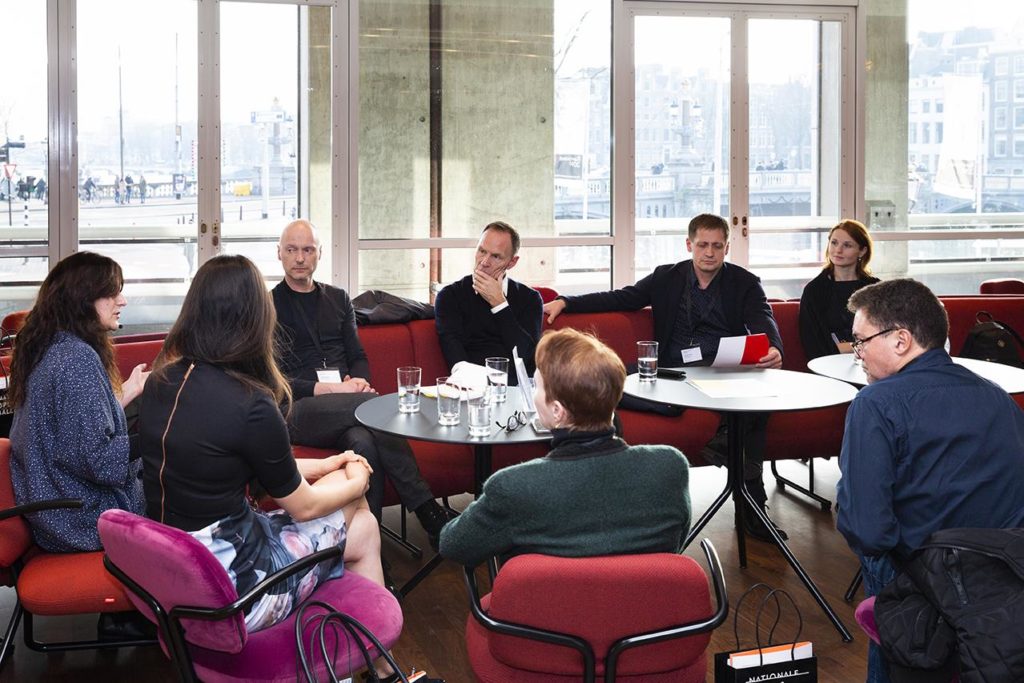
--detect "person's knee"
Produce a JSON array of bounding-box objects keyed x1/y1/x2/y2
[
  {"x1": 341, "y1": 427, "x2": 379, "y2": 459},
  {"x1": 346, "y1": 507, "x2": 381, "y2": 559}
]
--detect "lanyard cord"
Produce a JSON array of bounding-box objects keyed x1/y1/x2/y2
[{"x1": 159, "y1": 362, "x2": 195, "y2": 524}]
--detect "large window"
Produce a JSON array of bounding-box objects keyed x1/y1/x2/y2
[
  {"x1": 871, "y1": 1, "x2": 1024, "y2": 293},
  {"x1": 625, "y1": 6, "x2": 852, "y2": 297},
  {"x1": 8, "y1": 1, "x2": 1024, "y2": 318},
  {"x1": 76, "y1": 0, "x2": 198, "y2": 325},
  {"x1": 0, "y1": 3, "x2": 49, "y2": 316}
]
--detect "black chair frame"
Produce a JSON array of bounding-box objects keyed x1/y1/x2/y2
[
  {"x1": 463, "y1": 538, "x2": 729, "y2": 683},
  {"x1": 0, "y1": 497, "x2": 156, "y2": 671},
  {"x1": 771, "y1": 458, "x2": 834, "y2": 512},
  {"x1": 105, "y1": 544, "x2": 397, "y2": 683}
]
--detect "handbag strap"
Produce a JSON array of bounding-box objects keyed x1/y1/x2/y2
[{"x1": 295, "y1": 599, "x2": 409, "y2": 683}]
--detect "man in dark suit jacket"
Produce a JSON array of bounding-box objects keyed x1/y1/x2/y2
[
  {"x1": 543, "y1": 213, "x2": 786, "y2": 541},
  {"x1": 434, "y1": 221, "x2": 543, "y2": 381}
]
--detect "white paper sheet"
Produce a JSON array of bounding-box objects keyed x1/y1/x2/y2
[{"x1": 711, "y1": 333, "x2": 770, "y2": 367}]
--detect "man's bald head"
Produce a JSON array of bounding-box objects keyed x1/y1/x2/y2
[
  {"x1": 280, "y1": 219, "x2": 321, "y2": 247},
  {"x1": 278, "y1": 219, "x2": 322, "y2": 292}
]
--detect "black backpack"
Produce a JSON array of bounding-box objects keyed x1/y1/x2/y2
[{"x1": 959, "y1": 311, "x2": 1024, "y2": 368}]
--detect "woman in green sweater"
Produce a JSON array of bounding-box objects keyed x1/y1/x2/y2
[{"x1": 439, "y1": 328, "x2": 692, "y2": 567}]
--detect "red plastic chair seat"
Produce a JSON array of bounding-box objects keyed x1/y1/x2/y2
[{"x1": 18, "y1": 550, "x2": 133, "y2": 615}]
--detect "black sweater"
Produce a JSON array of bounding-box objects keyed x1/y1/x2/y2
[
  {"x1": 272, "y1": 281, "x2": 370, "y2": 399},
  {"x1": 139, "y1": 360, "x2": 302, "y2": 531},
  {"x1": 798, "y1": 270, "x2": 879, "y2": 360},
  {"x1": 434, "y1": 275, "x2": 543, "y2": 376}
]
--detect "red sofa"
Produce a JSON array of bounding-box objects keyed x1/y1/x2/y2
[{"x1": 106, "y1": 295, "x2": 1024, "y2": 507}]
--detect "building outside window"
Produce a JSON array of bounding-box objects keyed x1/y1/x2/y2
[{"x1": 5, "y1": 1, "x2": 1024, "y2": 315}]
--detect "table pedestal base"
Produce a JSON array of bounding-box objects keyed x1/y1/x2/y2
[
  {"x1": 395, "y1": 443, "x2": 493, "y2": 599},
  {"x1": 684, "y1": 412, "x2": 852, "y2": 642}
]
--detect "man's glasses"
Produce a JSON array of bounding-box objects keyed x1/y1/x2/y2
[
  {"x1": 851, "y1": 328, "x2": 895, "y2": 355},
  {"x1": 496, "y1": 411, "x2": 528, "y2": 433}
]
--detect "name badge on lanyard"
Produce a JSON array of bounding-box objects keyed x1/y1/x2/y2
[
  {"x1": 681, "y1": 346, "x2": 703, "y2": 364},
  {"x1": 316, "y1": 366, "x2": 342, "y2": 383}
]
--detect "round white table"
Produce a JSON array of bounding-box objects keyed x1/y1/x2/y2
[
  {"x1": 807, "y1": 353, "x2": 1024, "y2": 394},
  {"x1": 624, "y1": 366, "x2": 858, "y2": 641}
]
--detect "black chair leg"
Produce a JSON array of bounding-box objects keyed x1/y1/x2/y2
[
  {"x1": 771, "y1": 460, "x2": 833, "y2": 512},
  {"x1": 0, "y1": 601, "x2": 23, "y2": 670},
  {"x1": 381, "y1": 505, "x2": 423, "y2": 559},
  {"x1": 21, "y1": 611, "x2": 156, "y2": 655},
  {"x1": 844, "y1": 568, "x2": 864, "y2": 602}
]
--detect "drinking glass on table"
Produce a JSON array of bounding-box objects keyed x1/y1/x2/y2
[
  {"x1": 436, "y1": 376, "x2": 461, "y2": 426},
  {"x1": 637, "y1": 341, "x2": 658, "y2": 382},
  {"x1": 485, "y1": 357, "x2": 509, "y2": 403},
  {"x1": 467, "y1": 386, "x2": 494, "y2": 437},
  {"x1": 397, "y1": 366, "x2": 422, "y2": 413}
]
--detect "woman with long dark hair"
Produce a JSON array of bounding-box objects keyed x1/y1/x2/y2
[
  {"x1": 138, "y1": 254, "x2": 386, "y2": 630},
  {"x1": 799, "y1": 219, "x2": 881, "y2": 360},
  {"x1": 8, "y1": 251, "x2": 147, "y2": 552}
]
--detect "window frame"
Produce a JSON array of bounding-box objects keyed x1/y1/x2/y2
[{"x1": 5, "y1": 0, "x2": 1024, "y2": 310}]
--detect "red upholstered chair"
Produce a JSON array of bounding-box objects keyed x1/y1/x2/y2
[
  {"x1": 533, "y1": 286, "x2": 560, "y2": 304},
  {"x1": 464, "y1": 539, "x2": 727, "y2": 682},
  {"x1": 0, "y1": 310, "x2": 28, "y2": 355},
  {"x1": 979, "y1": 278, "x2": 1024, "y2": 294},
  {"x1": 99, "y1": 508, "x2": 404, "y2": 683},
  {"x1": 0, "y1": 438, "x2": 153, "y2": 670}
]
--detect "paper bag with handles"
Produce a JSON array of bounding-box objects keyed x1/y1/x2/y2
[{"x1": 713, "y1": 583, "x2": 818, "y2": 683}]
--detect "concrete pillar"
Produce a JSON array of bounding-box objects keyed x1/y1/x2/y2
[
  {"x1": 358, "y1": 0, "x2": 556, "y2": 300},
  {"x1": 305, "y1": 6, "x2": 334, "y2": 277},
  {"x1": 864, "y1": 0, "x2": 910, "y2": 279}
]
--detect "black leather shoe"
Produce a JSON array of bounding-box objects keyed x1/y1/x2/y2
[
  {"x1": 97, "y1": 611, "x2": 157, "y2": 641},
  {"x1": 742, "y1": 505, "x2": 788, "y2": 542},
  {"x1": 414, "y1": 500, "x2": 456, "y2": 552},
  {"x1": 699, "y1": 425, "x2": 728, "y2": 467}
]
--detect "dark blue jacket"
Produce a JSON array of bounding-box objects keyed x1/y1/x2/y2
[
  {"x1": 562, "y1": 260, "x2": 783, "y2": 364},
  {"x1": 837, "y1": 348, "x2": 1024, "y2": 559}
]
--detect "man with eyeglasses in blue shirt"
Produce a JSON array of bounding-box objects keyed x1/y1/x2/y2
[{"x1": 837, "y1": 278, "x2": 1024, "y2": 683}]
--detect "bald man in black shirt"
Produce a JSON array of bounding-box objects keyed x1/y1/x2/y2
[{"x1": 273, "y1": 220, "x2": 451, "y2": 549}]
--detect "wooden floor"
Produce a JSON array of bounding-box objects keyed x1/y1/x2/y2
[{"x1": 0, "y1": 459, "x2": 868, "y2": 682}]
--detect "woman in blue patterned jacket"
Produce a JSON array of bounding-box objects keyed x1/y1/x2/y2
[{"x1": 7, "y1": 251, "x2": 148, "y2": 552}]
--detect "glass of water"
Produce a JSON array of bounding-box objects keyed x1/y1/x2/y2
[
  {"x1": 637, "y1": 341, "x2": 658, "y2": 382},
  {"x1": 467, "y1": 386, "x2": 494, "y2": 437},
  {"x1": 396, "y1": 366, "x2": 422, "y2": 413},
  {"x1": 436, "y1": 376, "x2": 461, "y2": 426},
  {"x1": 485, "y1": 357, "x2": 509, "y2": 403}
]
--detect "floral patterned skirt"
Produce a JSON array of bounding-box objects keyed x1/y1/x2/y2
[{"x1": 190, "y1": 505, "x2": 347, "y2": 632}]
